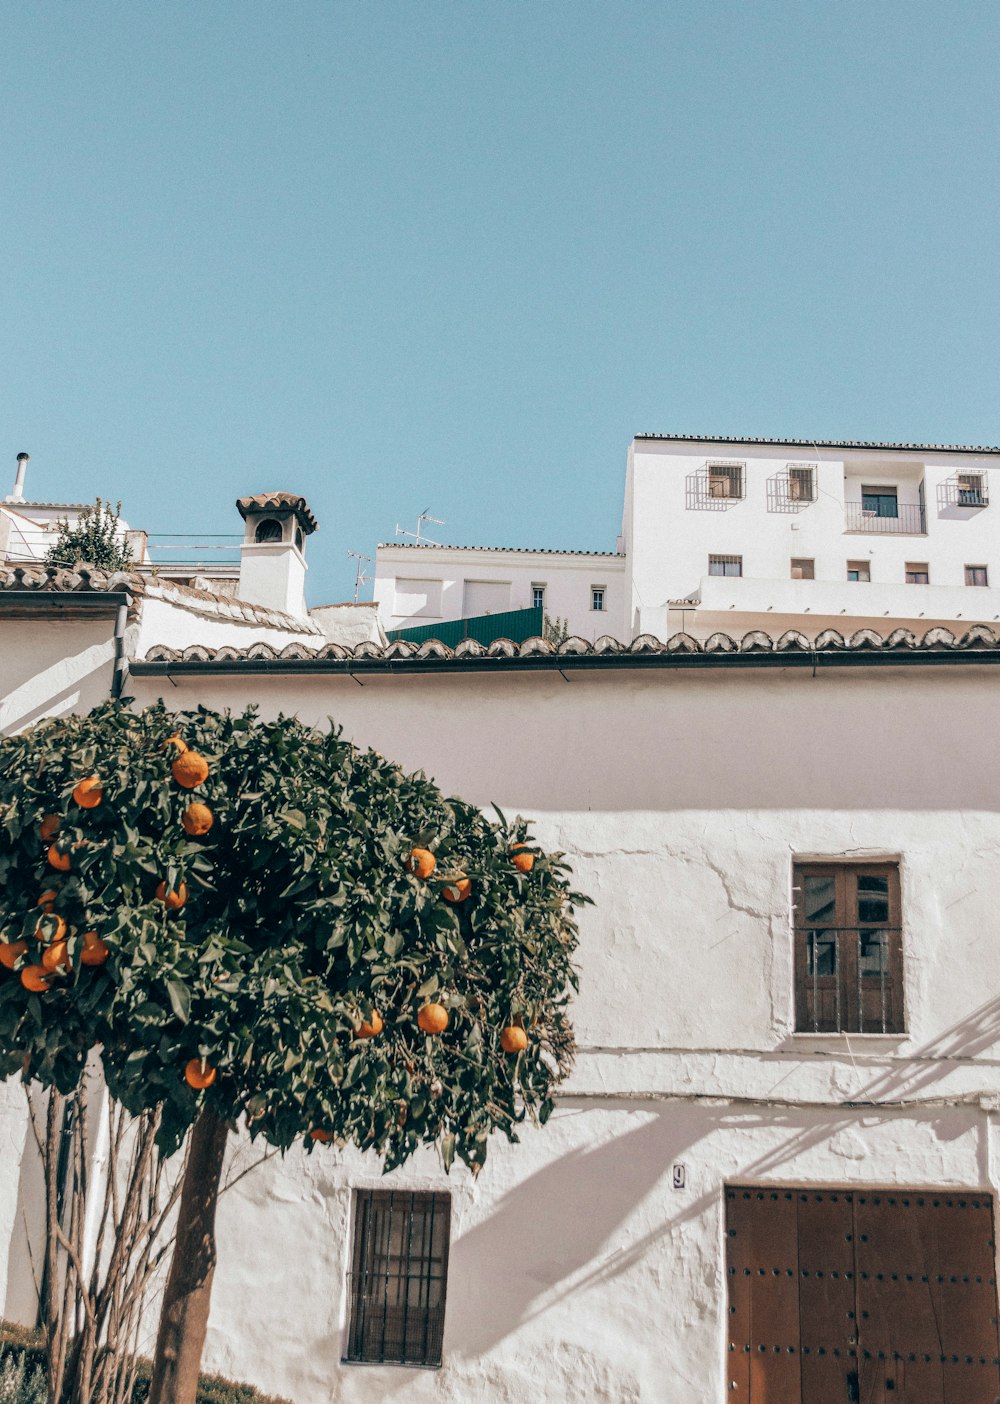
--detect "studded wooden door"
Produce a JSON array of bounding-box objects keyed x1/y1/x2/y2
[{"x1": 725, "y1": 1186, "x2": 1000, "y2": 1403}]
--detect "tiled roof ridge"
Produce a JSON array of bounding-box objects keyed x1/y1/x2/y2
[
  {"x1": 236, "y1": 492, "x2": 318, "y2": 534},
  {"x1": 635, "y1": 433, "x2": 1000, "y2": 454},
  {"x1": 143, "y1": 577, "x2": 323, "y2": 634},
  {"x1": 0, "y1": 563, "x2": 145, "y2": 594},
  {"x1": 140, "y1": 623, "x2": 1000, "y2": 664},
  {"x1": 377, "y1": 543, "x2": 622, "y2": 556}
]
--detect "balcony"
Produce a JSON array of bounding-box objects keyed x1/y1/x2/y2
[{"x1": 844, "y1": 502, "x2": 926, "y2": 535}]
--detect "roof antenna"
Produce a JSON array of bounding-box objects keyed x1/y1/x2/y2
[
  {"x1": 346, "y1": 550, "x2": 372, "y2": 603},
  {"x1": 394, "y1": 508, "x2": 444, "y2": 547},
  {"x1": 6, "y1": 452, "x2": 29, "y2": 503}
]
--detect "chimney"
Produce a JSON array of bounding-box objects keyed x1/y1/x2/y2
[
  {"x1": 7, "y1": 452, "x2": 29, "y2": 503},
  {"x1": 235, "y1": 492, "x2": 318, "y2": 617}
]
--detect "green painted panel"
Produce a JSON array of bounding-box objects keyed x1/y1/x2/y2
[{"x1": 387, "y1": 605, "x2": 544, "y2": 648}]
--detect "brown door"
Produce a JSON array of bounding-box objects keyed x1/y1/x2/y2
[{"x1": 725, "y1": 1186, "x2": 1000, "y2": 1404}]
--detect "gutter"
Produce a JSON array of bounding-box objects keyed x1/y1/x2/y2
[
  {"x1": 0, "y1": 590, "x2": 133, "y2": 612},
  {"x1": 127, "y1": 646, "x2": 1000, "y2": 679}
]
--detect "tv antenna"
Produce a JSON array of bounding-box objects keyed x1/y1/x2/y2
[
  {"x1": 346, "y1": 550, "x2": 372, "y2": 603},
  {"x1": 395, "y1": 508, "x2": 444, "y2": 547}
]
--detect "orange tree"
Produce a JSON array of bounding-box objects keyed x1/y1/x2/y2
[{"x1": 0, "y1": 700, "x2": 586, "y2": 1404}]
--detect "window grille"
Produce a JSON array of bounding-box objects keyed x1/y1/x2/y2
[
  {"x1": 966, "y1": 564, "x2": 989, "y2": 587},
  {"x1": 793, "y1": 862, "x2": 903, "y2": 1034},
  {"x1": 345, "y1": 1190, "x2": 451, "y2": 1367},
  {"x1": 708, "y1": 554, "x2": 742, "y2": 578},
  {"x1": 905, "y1": 562, "x2": 929, "y2": 584},
  {"x1": 957, "y1": 473, "x2": 988, "y2": 507},
  {"x1": 708, "y1": 463, "x2": 744, "y2": 499},
  {"x1": 787, "y1": 466, "x2": 815, "y2": 502},
  {"x1": 790, "y1": 558, "x2": 814, "y2": 580},
  {"x1": 591, "y1": 587, "x2": 605, "y2": 611}
]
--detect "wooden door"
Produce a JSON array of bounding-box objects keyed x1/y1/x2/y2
[{"x1": 725, "y1": 1186, "x2": 1000, "y2": 1404}]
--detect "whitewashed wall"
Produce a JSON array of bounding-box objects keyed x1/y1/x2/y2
[
  {"x1": 627, "y1": 439, "x2": 1000, "y2": 639},
  {"x1": 0, "y1": 617, "x2": 120, "y2": 735},
  {"x1": 88, "y1": 661, "x2": 1000, "y2": 1404},
  {"x1": 374, "y1": 545, "x2": 627, "y2": 642}
]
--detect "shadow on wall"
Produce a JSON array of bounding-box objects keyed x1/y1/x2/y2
[
  {"x1": 2, "y1": 1091, "x2": 45, "y2": 1326},
  {"x1": 443, "y1": 1108, "x2": 701, "y2": 1361}
]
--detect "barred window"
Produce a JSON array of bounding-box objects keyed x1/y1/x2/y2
[
  {"x1": 787, "y1": 466, "x2": 815, "y2": 502},
  {"x1": 708, "y1": 463, "x2": 744, "y2": 499},
  {"x1": 793, "y1": 862, "x2": 904, "y2": 1034},
  {"x1": 708, "y1": 554, "x2": 742, "y2": 577},
  {"x1": 345, "y1": 1190, "x2": 451, "y2": 1367}
]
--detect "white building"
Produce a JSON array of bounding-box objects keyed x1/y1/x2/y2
[
  {"x1": 4, "y1": 459, "x2": 1000, "y2": 1402},
  {"x1": 375, "y1": 435, "x2": 1000, "y2": 645}
]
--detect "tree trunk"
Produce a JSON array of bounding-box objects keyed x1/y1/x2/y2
[{"x1": 147, "y1": 1107, "x2": 229, "y2": 1404}]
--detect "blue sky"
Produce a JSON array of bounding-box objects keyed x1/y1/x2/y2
[{"x1": 4, "y1": 2, "x2": 999, "y2": 603}]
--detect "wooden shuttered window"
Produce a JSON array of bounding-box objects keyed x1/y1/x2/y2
[
  {"x1": 345, "y1": 1190, "x2": 451, "y2": 1367},
  {"x1": 793, "y1": 862, "x2": 904, "y2": 1034}
]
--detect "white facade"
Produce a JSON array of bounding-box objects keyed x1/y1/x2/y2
[
  {"x1": 374, "y1": 436, "x2": 1000, "y2": 647},
  {"x1": 374, "y1": 543, "x2": 627, "y2": 641}
]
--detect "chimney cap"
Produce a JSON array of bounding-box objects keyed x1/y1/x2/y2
[
  {"x1": 236, "y1": 491, "x2": 318, "y2": 535},
  {"x1": 16, "y1": 452, "x2": 29, "y2": 462}
]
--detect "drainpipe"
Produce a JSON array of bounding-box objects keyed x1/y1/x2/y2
[{"x1": 111, "y1": 600, "x2": 129, "y2": 698}]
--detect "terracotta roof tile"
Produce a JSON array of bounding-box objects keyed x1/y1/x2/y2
[{"x1": 236, "y1": 492, "x2": 318, "y2": 534}]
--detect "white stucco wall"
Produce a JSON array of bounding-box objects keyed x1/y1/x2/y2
[
  {"x1": 627, "y1": 438, "x2": 1000, "y2": 640},
  {"x1": 88, "y1": 661, "x2": 1000, "y2": 1403},
  {"x1": 374, "y1": 546, "x2": 627, "y2": 642},
  {"x1": 0, "y1": 616, "x2": 120, "y2": 735}
]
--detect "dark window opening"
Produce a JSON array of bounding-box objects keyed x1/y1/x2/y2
[
  {"x1": 709, "y1": 554, "x2": 742, "y2": 577},
  {"x1": 846, "y1": 560, "x2": 870, "y2": 582},
  {"x1": 861, "y1": 485, "x2": 899, "y2": 518},
  {"x1": 905, "y1": 563, "x2": 929, "y2": 584},
  {"x1": 966, "y1": 564, "x2": 989, "y2": 587},
  {"x1": 790, "y1": 558, "x2": 814, "y2": 580},
  {"x1": 255, "y1": 518, "x2": 283, "y2": 543},
  {"x1": 345, "y1": 1189, "x2": 451, "y2": 1367},
  {"x1": 708, "y1": 464, "x2": 744, "y2": 499}
]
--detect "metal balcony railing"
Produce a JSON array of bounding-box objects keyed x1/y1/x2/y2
[{"x1": 844, "y1": 503, "x2": 926, "y2": 535}]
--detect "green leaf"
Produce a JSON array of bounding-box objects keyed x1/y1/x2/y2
[{"x1": 165, "y1": 980, "x2": 191, "y2": 1024}]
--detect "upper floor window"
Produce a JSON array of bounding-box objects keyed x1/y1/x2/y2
[
  {"x1": 591, "y1": 586, "x2": 606, "y2": 612},
  {"x1": 846, "y1": 560, "x2": 870, "y2": 582},
  {"x1": 708, "y1": 463, "x2": 744, "y2": 500},
  {"x1": 966, "y1": 564, "x2": 989, "y2": 587},
  {"x1": 958, "y1": 473, "x2": 987, "y2": 507},
  {"x1": 787, "y1": 466, "x2": 815, "y2": 502},
  {"x1": 861, "y1": 485, "x2": 898, "y2": 519},
  {"x1": 531, "y1": 584, "x2": 545, "y2": 611},
  {"x1": 905, "y1": 563, "x2": 929, "y2": 584},
  {"x1": 708, "y1": 554, "x2": 742, "y2": 578},
  {"x1": 790, "y1": 558, "x2": 814, "y2": 580},
  {"x1": 345, "y1": 1189, "x2": 451, "y2": 1367},
  {"x1": 794, "y1": 862, "x2": 903, "y2": 1034}
]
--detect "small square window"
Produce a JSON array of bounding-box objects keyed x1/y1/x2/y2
[
  {"x1": 790, "y1": 558, "x2": 814, "y2": 580},
  {"x1": 787, "y1": 466, "x2": 815, "y2": 502},
  {"x1": 846, "y1": 560, "x2": 870, "y2": 582},
  {"x1": 707, "y1": 463, "x2": 744, "y2": 499},
  {"x1": 345, "y1": 1190, "x2": 451, "y2": 1367},
  {"x1": 531, "y1": 584, "x2": 545, "y2": 611},
  {"x1": 591, "y1": 587, "x2": 605, "y2": 612},
  {"x1": 966, "y1": 565, "x2": 989, "y2": 587},
  {"x1": 905, "y1": 563, "x2": 929, "y2": 584},
  {"x1": 958, "y1": 474, "x2": 986, "y2": 506},
  {"x1": 708, "y1": 554, "x2": 742, "y2": 578}
]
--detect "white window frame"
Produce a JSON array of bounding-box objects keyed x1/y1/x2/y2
[{"x1": 590, "y1": 585, "x2": 606, "y2": 612}]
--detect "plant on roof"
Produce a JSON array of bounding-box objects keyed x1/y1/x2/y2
[
  {"x1": 44, "y1": 499, "x2": 134, "y2": 574},
  {"x1": 0, "y1": 700, "x2": 587, "y2": 1404}
]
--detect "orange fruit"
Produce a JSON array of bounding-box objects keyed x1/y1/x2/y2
[
  {"x1": 309, "y1": 1128, "x2": 334, "y2": 1143},
  {"x1": 181, "y1": 802, "x2": 214, "y2": 836},
  {"x1": 406, "y1": 847, "x2": 436, "y2": 879},
  {"x1": 500, "y1": 1025, "x2": 528, "y2": 1054},
  {"x1": 162, "y1": 734, "x2": 188, "y2": 755},
  {"x1": 156, "y1": 881, "x2": 188, "y2": 911},
  {"x1": 72, "y1": 776, "x2": 103, "y2": 809},
  {"x1": 21, "y1": 964, "x2": 51, "y2": 993},
  {"x1": 47, "y1": 845, "x2": 71, "y2": 872},
  {"x1": 39, "y1": 814, "x2": 60, "y2": 841},
  {"x1": 417, "y1": 1002, "x2": 449, "y2": 1035},
  {"x1": 356, "y1": 1011, "x2": 384, "y2": 1040},
  {"x1": 42, "y1": 941, "x2": 71, "y2": 974},
  {"x1": 442, "y1": 877, "x2": 471, "y2": 904},
  {"x1": 80, "y1": 932, "x2": 110, "y2": 966},
  {"x1": 0, "y1": 941, "x2": 28, "y2": 970},
  {"x1": 35, "y1": 914, "x2": 67, "y2": 944},
  {"x1": 510, "y1": 846, "x2": 535, "y2": 873},
  {"x1": 37, "y1": 890, "x2": 59, "y2": 912},
  {"x1": 172, "y1": 752, "x2": 209, "y2": 789},
  {"x1": 184, "y1": 1058, "x2": 216, "y2": 1089}
]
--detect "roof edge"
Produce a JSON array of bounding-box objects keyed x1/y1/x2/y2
[{"x1": 633, "y1": 434, "x2": 1000, "y2": 454}]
